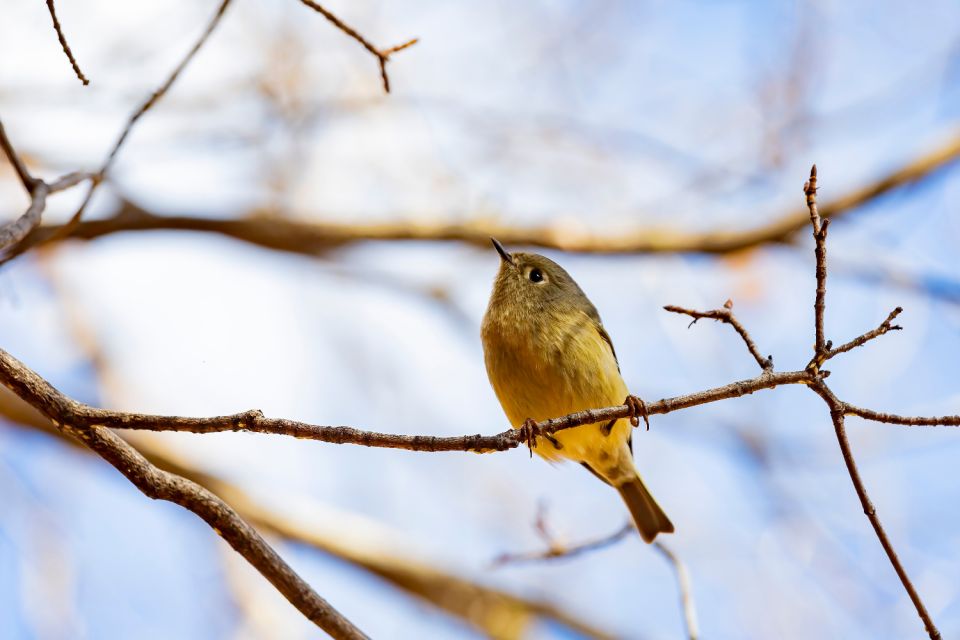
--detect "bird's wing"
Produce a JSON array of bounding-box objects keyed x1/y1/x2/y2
[
  {"x1": 584, "y1": 305, "x2": 632, "y2": 453},
  {"x1": 584, "y1": 301, "x2": 620, "y2": 372},
  {"x1": 595, "y1": 323, "x2": 619, "y2": 372}
]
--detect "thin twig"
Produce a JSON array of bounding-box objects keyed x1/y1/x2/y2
[
  {"x1": 653, "y1": 542, "x2": 700, "y2": 640},
  {"x1": 843, "y1": 404, "x2": 960, "y2": 427},
  {"x1": 492, "y1": 510, "x2": 699, "y2": 640},
  {"x1": 1, "y1": 117, "x2": 94, "y2": 253},
  {"x1": 492, "y1": 522, "x2": 633, "y2": 567},
  {"x1": 0, "y1": 119, "x2": 38, "y2": 191},
  {"x1": 824, "y1": 307, "x2": 902, "y2": 360},
  {"x1": 44, "y1": 0, "x2": 90, "y2": 86},
  {"x1": 296, "y1": 0, "x2": 418, "y2": 93},
  {"x1": 809, "y1": 381, "x2": 941, "y2": 640},
  {"x1": 54, "y1": 421, "x2": 367, "y2": 639},
  {"x1": 805, "y1": 164, "x2": 830, "y2": 368},
  {"x1": 664, "y1": 301, "x2": 773, "y2": 371},
  {"x1": 63, "y1": 0, "x2": 233, "y2": 230},
  {"x1": 0, "y1": 182, "x2": 50, "y2": 252}
]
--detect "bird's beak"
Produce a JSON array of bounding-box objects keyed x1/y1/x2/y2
[{"x1": 490, "y1": 237, "x2": 514, "y2": 266}]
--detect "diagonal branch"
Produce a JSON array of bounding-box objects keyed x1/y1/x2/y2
[
  {"x1": 44, "y1": 0, "x2": 90, "y2": 86},
  {"x1": 653, "y1": 542, "x2": 700, "y2": 640},
  {"x1": 491, "y1": 509, "x2": 699, "y2": 640},
  {"x1": 664, "y1": 300, "x2": 773, "y2": 371},
  {"x1": 0, "y1": 119, "x2": 39, "y2": 191},
  {"x1": 823, "y1": 306, "x2": 902, "y2": 361},
  {"x1": 0, "y1": 385, "x2": 616, "y2": 640},
  {"x1": 809, "y1": 381, "x2": 941, "y2": 640},
  {"x1": 57, "y1": 422, "x2": 367, "y2": 639},
  {"x1": 0, "y1": 119, "x2": 93, "y2": 253},
  {"x1": 63, "y1": 0, "x2": 233, "y2": 231},
  {"x1": 296, "y1": 0, "x2": 418, "y2": 93}
]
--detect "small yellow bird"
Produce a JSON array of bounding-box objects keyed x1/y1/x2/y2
[{"x1": 481, "y1": 238, "x2": 673, "y2": 543}]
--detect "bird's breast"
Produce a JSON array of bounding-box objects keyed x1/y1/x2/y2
[{"x1": 481, "y1": 310, "x2": 628, "y2": 437}]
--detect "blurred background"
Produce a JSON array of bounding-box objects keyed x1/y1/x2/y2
[{"x1": 1, "y1": 0, "x2": 959, "y2": 638}]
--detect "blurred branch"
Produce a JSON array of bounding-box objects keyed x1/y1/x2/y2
[
  {"x1": 54, "y1": 421, "x2": 367, "y2": 639},
  {"x1": 62, "y1": 0, "x2": 233, "y2": 232},
  {"x1": 296, "y1": 0, "x2": 417, "y2": 93},
  {"x1": 492, "y1": 504, "x2": 633, "y2": 567},
  {"x1": 0, "y1": 387, "x2": 616, "y2": 640},
  {"x1": 653, "y1": 542, "x2": 700, "y2": 640},
  {"x1": 17, "y1": 132, "x2": 960, "y2": 260},
  {"x1": 44, "y1": 0, "x2": 89, "y2": 86},
  {"x1": 492, "y1": 506, "x2": 699, "y2": 640},
  {"x1": 0, "y1": 118, "x2": 91, "y2": 253}
]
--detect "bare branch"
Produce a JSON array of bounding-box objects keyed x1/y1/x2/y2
[
  {"x1": 0, "y1": 181, "x2": 50, "y2": 252},
  {"x1": 491, "y1": 506, "x2": 699, "y2": 640},
  {"x1": 492, "y1": 522, "x2": 633, "y2": 567},
  {"x1": 0, "y1": 344, "x2": 816, "y2": 450},
  {"x1": 0, "y1": 119, "x2": 39, "y2": 191},
  {"x1": 843, "y1": 404, "x2": 960, "y2": 427},
  {"x1": 809, "y1": 381, "x2": 941, "y2": 640},
  {"x1": 56, "y1": 422, "x2": 367, "y2": 639},
  {"x1": 15, "y1": 133, "x2": 958, "y2": 263},
  {"x1": 805, "y1": 164, "x2": 830, "y2": 366},
  {"x1": 63, "y1": 0, "x2": 233, "y2": 230},
  {"x1": 44, "y1": 0, "x2": 90, "y2": 86},
  {"x1": 824, "y1": 307, "x2": 902, "y2": 360},
  {"x1": 0, "y1": 386, "x2": 617, "y2": 640},
  {"x1": 653, "y1": 542, "x2": 700, "y2": 640},
  {"x1": 296, "y1": 0, "x2": 418, "y2": 93},
  {"x1": 0, "y1": 117, "x2": 93, "y2": 253},
  {"x1": 664, "y1": 300, "x2": 773, "y2": 371},
  {"x1": 645, "y1": 164, "x2": 960, "y2": 638}
]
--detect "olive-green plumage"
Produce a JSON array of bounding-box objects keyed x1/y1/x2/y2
[{"x1": 481, "y1": 239, "x2": 673, "y2": 543}]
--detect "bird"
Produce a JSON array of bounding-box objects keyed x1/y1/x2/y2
[{"x1": 480, "y1": 238, "x2": 673, "y2": 543}]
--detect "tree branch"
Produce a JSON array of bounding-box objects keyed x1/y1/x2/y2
[
  {"x1": 653, "y1": 542, "x2": 700, "y2": 640},
  {"x1": 0, "y1": 346, "x2": 816, "y2": 450},
  {"x1": 15, "y1": 132, "x2": 960, "y2": 262},
  {"x1": 296, "y1": 0, "x2": 418, "y2": 93},
  {"x1": 823, "y1": 306, "x2": 902, "y2": 361},
  {"x1": 0, "y1": 119, "x2": 93, "y2": 253},
  {"x1": 0, "y1": 119, "x2": 39, "y2": 191},
  {"x1": 809, "y1": 381, "x2": 941, "y2": 640},
  {"x1": 63, "y1": 0, "x2": 233, "y2": 231},
  {"x1": 806, "y1": 164, "x2": 830, "y2": 365},
  {"x1": 44, "y1": 0, "x2": 90, "y2": 86},
  {"x1": 0, "y1": 386, "x2": 617, "y2": 640},
  {"x1": 491, "y1": 507, "x2": 699, "y2": 640},
  {"x1": 56, "y1": 421, "x2": 367, "y2": 639},
  {"x1": 664, "y1": 300, "x2": 773, "y2": 371}
]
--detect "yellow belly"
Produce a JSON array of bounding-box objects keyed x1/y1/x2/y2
[{"x1": 482, "y1": 311, "x2": 632, "y2": 470}]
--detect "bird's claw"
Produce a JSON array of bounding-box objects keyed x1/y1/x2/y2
[
  {"x1": 625, "y1": 395, "x2": 650, "y2": 431},
  {"x1": 520, "y1": 418, "x2": 561, "y2": 457}
]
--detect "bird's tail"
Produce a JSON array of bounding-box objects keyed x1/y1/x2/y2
[{"x1": 616, "y1": 472, "x2": 674, "y2": 543}]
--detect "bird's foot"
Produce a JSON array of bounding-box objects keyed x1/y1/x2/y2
[
  {"x1": 519, "y1": 418, "x2": 562, "y2": 457},
  {"x1": 625, "y1": 395, "x2": 651, "y2": 431}
]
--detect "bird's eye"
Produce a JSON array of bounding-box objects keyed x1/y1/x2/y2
[{"x1": 529, "y1": 268, "x2": 544, "y2": 283}]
